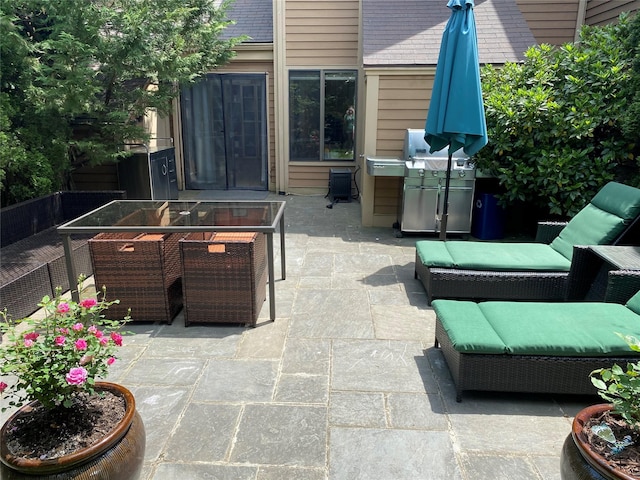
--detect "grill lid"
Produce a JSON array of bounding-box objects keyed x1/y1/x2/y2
[{"x1": 403, "y1": 129, "x2": 475, "y2": 173}]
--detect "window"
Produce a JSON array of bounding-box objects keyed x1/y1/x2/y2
[{"x1": 289, "y1": 70, "x2": 357, "y2": 162}]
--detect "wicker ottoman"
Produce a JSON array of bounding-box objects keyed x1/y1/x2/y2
[
  {"x1": 180, "y1": 232, "x2": 267, "y2": 327},
  {"x1": 89, "y1": 232, "x2": 183, "y2": 323}
]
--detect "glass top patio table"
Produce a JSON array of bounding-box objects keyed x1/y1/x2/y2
[{"x1": 57, "y1": 200, "x2": 287, "y2": 322}]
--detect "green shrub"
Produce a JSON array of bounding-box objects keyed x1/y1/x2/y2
[{"x1": 475, "y1": 16, "x2": 636, "y2": 217}]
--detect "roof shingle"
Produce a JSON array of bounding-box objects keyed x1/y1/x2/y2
[{"x1": 363, "y1": 0, "x2": 537, "y2": 66}]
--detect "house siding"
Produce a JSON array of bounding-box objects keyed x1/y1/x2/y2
[
  {"x1": 585, "y1": 0, "x2": 640, "y2": 26},
  {"x1": 516, "y1": 0, "x2": 579, "y2": 45},
  {"x1": 372, "y1": 74, "x2": 432, "y2": 217},
  {"x1": 283, "y1": 0, "x2": 360, "y2": 193},
  {"x1": 285, "y1": 0, "x2": 359, "y2": 66}
]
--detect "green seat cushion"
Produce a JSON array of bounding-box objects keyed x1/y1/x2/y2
[
  {"x1": 550, "y1": 182, "x2": 640, "y2": 260},
  {"x1": 417, "y1": 240, "x2": 571, "y2": 271},
  {"x1": 435, "y1": 299, "x2": 640, "y2": 357},
  {"x1": 432, "y1": 300, "x2": 507, "y2": 354},
  {"x1": 480, "y1": 301, "x2": 640, "y2": 356}
]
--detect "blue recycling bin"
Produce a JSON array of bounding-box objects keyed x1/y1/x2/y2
[{"x1": 472, "y1": 193, "x2": 506, "y2": 240}]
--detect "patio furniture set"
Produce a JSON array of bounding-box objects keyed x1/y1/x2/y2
[
  {"x1": 415, "y1": 181, "x2": 640, "y2": 401},
  {"x1": 59, "y1": 200, "x2": 285, "y2": 327}
]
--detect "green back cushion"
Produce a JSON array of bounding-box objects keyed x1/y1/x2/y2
[
  {"x1": 626, "y1": 290, "x2": 640, "y2": 315},
  {"x1": 550, "y1": 182, "x2": 640, "y2": 260},
  {"x1": 435, "y1": 299, "x2": 640, "y2": 356},
  {"x1": 417, "y1": 240, "x2": 571, "y2": 271}
]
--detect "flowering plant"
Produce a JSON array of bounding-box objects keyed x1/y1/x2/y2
[{"x1": 0, "y1": 281, "x2": 129, "y2": 411}]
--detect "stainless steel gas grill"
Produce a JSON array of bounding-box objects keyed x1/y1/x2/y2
[{"x1": 400, "y1": 129, "x2": 476, "y2": 234}]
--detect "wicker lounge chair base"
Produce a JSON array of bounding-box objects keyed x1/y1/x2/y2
[
  {"x1": 433, "y1": 293, "x2": 640, "y2": 402},
  {"x1": 415, "y1": 255, "x2": 569, "y2": 305},
  {"x1": 435, "y1": 319, "x2": 634, "y2": 402}
]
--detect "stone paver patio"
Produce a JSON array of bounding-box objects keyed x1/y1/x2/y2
[{"x1": 2, "y1": 192, "x2": 595, "y2": 479}]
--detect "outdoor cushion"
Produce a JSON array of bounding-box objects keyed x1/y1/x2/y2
[
  {"x1": 417, "y1": 182, "x2": 640, "y2": 272},
  {"x1": 550, "y1": 182, "x2": 640, "y2": 260},
  {"x1": 433, "y1": 291, "x2": 640, "y2": 356},
  {"x1": 416, "y1": 240, "x2": 571, "y2": 271}
]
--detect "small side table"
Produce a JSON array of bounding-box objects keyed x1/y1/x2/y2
[{"x1": 585, "y1": 246, "x2": 640, "y2": 303}]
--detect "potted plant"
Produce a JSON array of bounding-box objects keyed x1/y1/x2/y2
[
  {"x1": 561, "y1": 334, "x2": 640, "y2": 479},
  {"x1": 0, "y1": 280, "x2": 145, "y2": 479}
]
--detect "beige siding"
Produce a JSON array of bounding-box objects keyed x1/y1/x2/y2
[
  {"x1": 373, "y1": 177, "x2": 402, "y2": 216},
  {"x1": 286, "y1": 0, "x2": 359, "y2": 66},
  {"x1": 288, "y1": 164, "x2": 356, "y2": 194},
  {"x1": 373, "y1": 74, "x2": 432, "y2": 216},
  {"x1": 212, "y1": 61, "x2": 277, "y2": 190},
  {"x1": 585, "y1": 0, "x2": 640, "y2": 25},
  {"x1": 375, "y1": 75, "x2": 432, "y2": 157},
  {"x1": 517, "y1": 0, "x2": 579, "y2": 45}
]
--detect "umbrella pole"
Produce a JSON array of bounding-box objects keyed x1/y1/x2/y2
[{"x1": 439, "y1": 152, "x2": 453, "y2": 241}]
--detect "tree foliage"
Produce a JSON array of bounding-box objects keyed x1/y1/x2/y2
[
  {"x1": 0, "y1": 0, "x2": 245, "y2": 206},
  {"x1": 474, "y1": 15, "x2": 638, "y2": 217}
]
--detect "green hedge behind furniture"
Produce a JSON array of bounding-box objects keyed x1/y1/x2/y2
[{"x1": 474, "y1": 14, "x2": 639, "y2": 218}]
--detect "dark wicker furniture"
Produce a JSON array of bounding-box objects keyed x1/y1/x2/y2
[
  {"x1": 415, "y1": 182, "x2": 640, "y2": 304},
  {"x1": 0, "y1": 191, "x2": 126, "y2": 319},
  {"x1": 180, "y1": 232, "x2": 267, "y2": 326},
  {"x1": 89, "y1": 232, "x2": 183, "y2": 323},
  {"x1": 58, "y1": 200, "x2": 286, "y2": 321},
  {"x1": 435, "y1": 319, "x2": 637, "y2": 402},
  {"x1": 433, "y1": 288, "x2": 640, "y2": 402}
]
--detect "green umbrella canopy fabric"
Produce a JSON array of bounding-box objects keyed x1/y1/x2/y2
[{"x1": 425, "y1": 0, "x2": 488, "y2": 156}]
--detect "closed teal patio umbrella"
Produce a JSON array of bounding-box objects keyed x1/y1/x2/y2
[{"x1": 425, "y1": 0, "x2": 488, "y2": 240}]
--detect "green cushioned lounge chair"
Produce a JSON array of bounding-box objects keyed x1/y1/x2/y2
[
  {"x1": 415, "y1": 182, "x2": 640, "y2": 304},
  {"x1": 432, "y1": 290, "x2": 640, "y2": 401}
]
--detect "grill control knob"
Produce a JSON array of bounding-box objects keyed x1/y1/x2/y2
[
  {"x1": 459, "y1": 171, "x2": 466, "y2": 178},
  {"x1": 419, "y1": 169, "x2": 425, "y2": 177}
]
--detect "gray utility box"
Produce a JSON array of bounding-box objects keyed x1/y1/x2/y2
[{"x1": 118, "y1": 146, "x2": 178, "y2": 200}]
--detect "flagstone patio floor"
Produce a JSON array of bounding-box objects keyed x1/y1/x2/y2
[{"x1": 3, "y1": 191, "x2": 595, "y2": 479}]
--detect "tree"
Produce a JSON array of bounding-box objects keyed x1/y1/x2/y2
[
  {"x1": 0, "y1": 0, "x2": 245, "y2": 206},
  {"x1": 474, "y1": 15, "x2": 636, "y2": 217}
]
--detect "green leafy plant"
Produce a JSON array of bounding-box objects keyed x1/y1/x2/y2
[
  {"x1": 0, "y1": 0, "x2": 246, "y2": 206},
  {"x1": 475, "y1": 15, "x2": 637, "y2": 217},
  {"x1": 0, "y1": 280, "x2": 130, "y2": 411},
  {"x1": 591, "y1": 334, "x2": 640, "y2": 429}
]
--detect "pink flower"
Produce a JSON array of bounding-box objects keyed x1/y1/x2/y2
[
  {"x1": 74, "y1": 339, "x2": 88, "y2": 351},
  {"x1": 24, "y1": 339, "x2": 34, "y2": 348},
  {"x1": 99, "y1": 337, "x2": 109, "y2": 346},
  {"x1": 107, "y1": 357, "x2": 116, "y2": 366},
  {"x1": 54, "y1": 336, "x2": 66, "y2": 346},
  {"x1": 93, "y1": 329, "x2": 104, "y2": 338},
  {"x1": 57, "y1": 302, "x2": 70, "y2": 314},
  {"x1": 24, "y1": 332, "x2": 39, "y2": 341},
  {"x1": 80, "y1": 298, "x2": 97, "y2": 309},
  {"x1": 66, "y1": 367, "x2": 88, "y2": 385},
  {"x1": 88, "y1": 325, "x2": 97, "y2": 334},
  {"x1": 72, "y1": 323, "x2": 84, "y2": 331},
  {"x1": 110, "y1": 332, "x2": 123, "y2": 346},
  {"x1": 58, "y1": 327, "x2": 69, "y2": 335},
  {"x1": 0, "y1": 382, "x2": 7, "y2": 393}
]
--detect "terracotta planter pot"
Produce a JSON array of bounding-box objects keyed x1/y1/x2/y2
[
  {"x1": 561, "y1": 403, "x2": 635, "y2": 480},
  {"x1": 0, "y1": 382, "x2": 145, "y2": 480}
]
